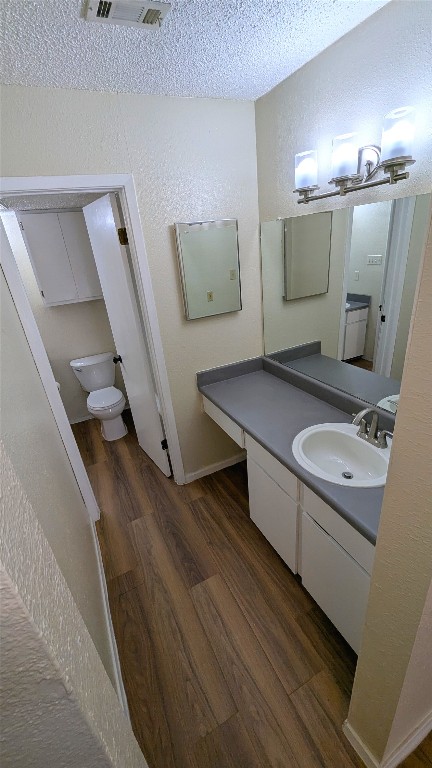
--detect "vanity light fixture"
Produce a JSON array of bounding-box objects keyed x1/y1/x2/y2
[{"x1": 294, "y1": 107, "x2": 416, "y2": 204}]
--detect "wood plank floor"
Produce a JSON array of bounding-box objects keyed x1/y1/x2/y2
[{"x1": 73, "y1": 415, "x2": 432, "y2": 768}]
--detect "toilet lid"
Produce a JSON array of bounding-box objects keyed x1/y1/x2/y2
[{"x1": 87, "y1": 387, "x2": 124, "y2": 410}]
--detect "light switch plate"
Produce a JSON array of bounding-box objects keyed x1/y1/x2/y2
[
  {"x1": 207, "y1": 291, "x2": 214, "y2": 302},
  {"x1": 229, "y1": 269, "x2": 236, "y2": 280},
  {"x1": 367, "y1": 255, "x2": 383, "y2": 265}
]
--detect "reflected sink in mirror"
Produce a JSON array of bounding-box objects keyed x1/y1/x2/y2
[{"x1": 292, "y1": 422, "x2": 392, "y2": 488}]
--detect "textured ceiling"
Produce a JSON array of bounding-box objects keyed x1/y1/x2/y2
[
  {"x1": 0, "y1": 193, "x2": 104, "y2": 211},
  {"x1": 0, "y1": 0, "x2": 391, "y2": 100}
]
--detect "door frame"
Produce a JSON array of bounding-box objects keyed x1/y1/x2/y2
[
  {"x1": 1, "y1": 174, "x2": 185, "y2": 499},
  {"x1": 373, "y1": 196, "x2": 416, "y2": 376}
]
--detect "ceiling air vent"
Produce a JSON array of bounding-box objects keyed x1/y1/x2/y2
[{"x1": 85, "y1": 1, "x2": 171, "y2": 28}]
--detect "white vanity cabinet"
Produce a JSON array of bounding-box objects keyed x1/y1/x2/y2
[
  {"x1": 342, "y1": 307, "x2": 369, "y2": 360},
  {"x1": 201, "y1": 394, "x2": 375, "y2": 652},
  {"x1": 300, "y1": 486, "x2": 374, "y2": 653},
  {"x1": 19, "y1": 211, "x2": 103, "y2": 306},
  {"x1": 246, "y1": 435, "x2": 299, "y2": 573}
]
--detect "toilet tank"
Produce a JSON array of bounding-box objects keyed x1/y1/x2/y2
[{"x1": 70, "y1": 352, "x2": 115, "y2": 392}]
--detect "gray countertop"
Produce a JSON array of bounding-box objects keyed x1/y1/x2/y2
[
  {"x1": 198, "y1": 365, "x2": 384, "y2": 545},
  {"x1": 285, "y1": 353, "x2": 400, "y2": 404},
  {"x1": 346, "y1": 300, "x2": 369, "y2": 311}
]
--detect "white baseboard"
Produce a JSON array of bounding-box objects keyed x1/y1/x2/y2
[
  {"x1": 91, "y1": 523, "x2": 130, "y2": 720},
  {"x1": 343, "y1": 713, "x2": 432, "y2": 768},
  {"x1": 184, "y1": 451, "x2": 246, "y2": 483},
  {"x1": 343, "y1": 721, "x2": 380, "y2": 767},
  {"x1": 381, "y1": 710, "x2": 432, "y2": 768}
]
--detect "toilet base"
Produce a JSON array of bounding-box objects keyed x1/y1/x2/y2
[{"x1": 100, "y1": 415, "x2": 128, "y2": 441}]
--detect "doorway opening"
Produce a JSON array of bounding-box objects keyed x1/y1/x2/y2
[
  {"x1": 339, "y1": 193, "x2": 431, "y2": 409},
  {"x1": 1, "y1": 174, "x2": 185, "y2": 524}
]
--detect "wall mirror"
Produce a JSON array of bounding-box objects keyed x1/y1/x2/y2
[
  {"x1": 261, "y1": 192, "x2": 431, "y2": 413},
  {"x1": 175, "y1": 218, "x2": 242, "y2": 320},
  {"x1": 283, "y1": 211, "x2": 332, "y2": 300}
]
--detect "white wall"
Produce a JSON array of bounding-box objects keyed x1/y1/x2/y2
[
  {"x1": 255, "y1": 1, "x2": 432, "y2": 222},
  {"x1": 1, "y1": 450, "x2": 147, "y2": 768},
  {"x1": 347, "y1": 201, "x2": 392, "y2": 361},
  {"x1": 383, "y1": 576, "x2": 432, "y2": 761},
  {"x1": 0, "y1": 267, "x2": 114, "y2": 681},
  {"x1": 6, "y1": 212, "x2": 125, "y2": 423},
  {"x1": 0, "y1": 265, "x2": 147, "y2": 766},
  {"x1": 0, "y1": 87, "x2": 262, "y2": 478}
]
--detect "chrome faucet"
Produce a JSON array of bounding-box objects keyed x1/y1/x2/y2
[{"x1": 351, "y1": 408, "x2": 393, "y2": 448}]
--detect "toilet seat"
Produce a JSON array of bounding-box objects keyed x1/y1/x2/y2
[{"x1": 87, "y1": 386, "x2": 124, "y2": 411}]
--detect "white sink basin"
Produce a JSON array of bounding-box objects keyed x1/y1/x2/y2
[{"x1": 292, "y1": 422, "x2": 391, "y2": 487}]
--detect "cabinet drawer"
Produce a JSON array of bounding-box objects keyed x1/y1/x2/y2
[
  {"x1": 346, "y1": 307, "x2": 369, "y2": 324},
  {"x1": 245, "y1": 434, "x2": 298, "y2": 502},
  {"x1": 202, "y1": 396, "x2": 244, "y2": 448},
  {"x1": 301, "y1": 512, "x2": 370, "y2": 653},
  {"x1": 247, "y1": 457, "x2": 298, "y2": 573},
  {"x1": 301, "y1": 486, "x2": 374, "y2": 574}
]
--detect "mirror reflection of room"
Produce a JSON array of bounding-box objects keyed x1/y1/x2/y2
[{"x1": 261, "y1": 192, "x2": 431, "y2": 413}]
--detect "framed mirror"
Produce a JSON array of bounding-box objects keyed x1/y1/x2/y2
[
  {"x1": 261, "y1": 192, "x2": 431, "y2": 413},
  {"x1": 283, "y1": 211, "x2": 332, "y2": 300},
  {"x1": 175, "y1": 219, "x2": 242, "y2": 320}
]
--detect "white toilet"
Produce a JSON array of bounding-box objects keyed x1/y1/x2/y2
[{"x1": 70, "y1": 352, "x2": 127, "y2": 441}]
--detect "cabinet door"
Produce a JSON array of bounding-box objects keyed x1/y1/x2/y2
[
  {"x1": 247, "y1": 456, "x2": 298, "y2": 572},
  {"x1": 301, "y1": 512, "x2": 370, "y2": 653},
  {"x1": 20, "y1": 213, "x2": 78, "y2": 304},
  {"x1": 343, "y1": 318, "x2": 367, "y2": 360},
  {"x1": 58, "y1": 212, "x2": 102, "y2": 300}
]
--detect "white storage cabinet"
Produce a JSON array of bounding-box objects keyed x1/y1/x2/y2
[
  {"x1": 245, "y1": 435, "x2": 299, "y2": 573},
  {"x1": 20, "y1": 211, "x2": 103, "y2": 306},
  {"x1": 300, "y1": 486, "x2": 374, "y2": 653},
  {"x1": 342, "y1": 307, "x2": 369, "y2": 360}
]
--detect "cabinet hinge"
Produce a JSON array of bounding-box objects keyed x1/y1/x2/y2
[
  {"x1": 41, "y1": 290, "x2": 44, "y2": 298},
  {"x1": 161, "y1": 438, "x2": 168, "y2": 451},
  {"x1": 19, "y1": 220, "x2": 24, "y2": 231},
  {"x1": 117, "y1": 227, "x2": 128, "y2": 245}
]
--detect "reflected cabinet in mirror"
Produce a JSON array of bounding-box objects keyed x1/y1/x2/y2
[
  {"x1": 261, "y1": 193, "x2": 431, "y2": 413},
  {"x1": 175, "y1": 219, "x2": 241, "y2": 320}
]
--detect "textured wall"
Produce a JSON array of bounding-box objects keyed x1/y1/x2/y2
[
  {"x1": 0, "y1": 87, "x2": 262, "y2": 477},
  {"x1": 0, "y1": 266, "x2": 114, "y2": 682},
  {"x1": 383, "y1": 576, "x2": 432, "y2": 760},
  {"x1": 261, "y1": 209, "x2": 349, "y2": 356},
  {"x1": 0, "y1": 448, "x2": 147, "y2": 768},
  {"x1": 4, "y1": 213, "x2": 125, "y2": 423},
  {"x1": 255, "y1": 0, "x2": 432, "y2": 222},
  {"x1": 391, "y1": 193, "x2": 431, "y2": 380},
  {"x1": 347, "y1": 217, "x2": 432, "y2": 760}
]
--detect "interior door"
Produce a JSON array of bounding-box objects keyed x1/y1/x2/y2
[{"x1": 83, "y1": 194, "x2": 170, "y2": 476}]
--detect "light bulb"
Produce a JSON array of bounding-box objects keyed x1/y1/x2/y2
[
  {"x1": 295, "y1": 150, "x2": 318, "y2": 189},
  {"x1": 331, "y1": 133, "x2": 358, "y2": 178},
  {"x1": 381, "y1": 107, "x2": 416, "y2": 162}
]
